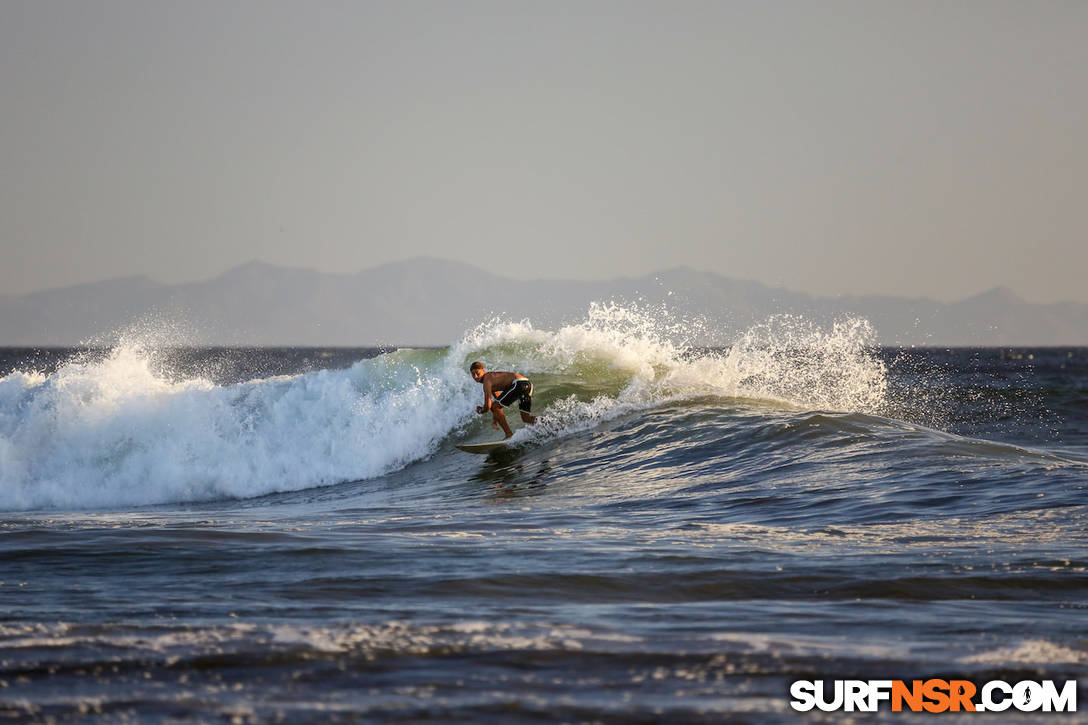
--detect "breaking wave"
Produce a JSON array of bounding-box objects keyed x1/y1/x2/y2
[{"x1": 0, "y1": 303, "x2": 887, "y2": 510}]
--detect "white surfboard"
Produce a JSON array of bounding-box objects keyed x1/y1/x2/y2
[{"x1": 455, "y1": 441, "x2": 509, "y2": 454}]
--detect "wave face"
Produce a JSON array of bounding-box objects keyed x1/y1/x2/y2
[{"x1": 0, "y1": 304, "x2": 889, "y2": 511}]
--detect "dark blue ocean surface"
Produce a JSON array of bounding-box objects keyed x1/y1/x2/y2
[{"x1": 1, "y1": 313, "x2": 1085, "y2": 722}]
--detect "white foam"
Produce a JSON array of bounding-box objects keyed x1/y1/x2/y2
[
  {"x1": 0, "y1": 344, "x2": 477, "y2": 510},
  {"x1": 0, "y1": 620, "x2": 632, "y2": 660},
  {"x1": 960, "y1": 639, "x2": 1088, "y2": 665}
]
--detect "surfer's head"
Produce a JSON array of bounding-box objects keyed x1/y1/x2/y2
[{"x1": 469, "y1": 361, "x2": 485, "y2": 382}]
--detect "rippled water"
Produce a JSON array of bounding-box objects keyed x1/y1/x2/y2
[{"x1": 1, "y1": 311, "x2": 1086, "y2": 722}]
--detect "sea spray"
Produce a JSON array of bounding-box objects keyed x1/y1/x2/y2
[{"x1": 455, "y1": 304, "x2": 888, "y2": 444}]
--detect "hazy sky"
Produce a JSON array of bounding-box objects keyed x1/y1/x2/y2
[{"x1": 2, "y1": 0, "x2": 1086, "y2": 302}]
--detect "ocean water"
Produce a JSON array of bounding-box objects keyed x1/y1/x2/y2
[{"x1": 1, "y1": 305, "x2": 1086, "y2": 723}]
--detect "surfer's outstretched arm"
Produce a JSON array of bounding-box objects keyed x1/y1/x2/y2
[{"x1": 481, "y1": 378, "x2": 493, "y2": 410}]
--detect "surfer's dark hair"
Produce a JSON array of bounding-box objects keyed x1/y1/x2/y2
[{"x1": 469, "y1": 361, "x2": 485, "y2": 373}]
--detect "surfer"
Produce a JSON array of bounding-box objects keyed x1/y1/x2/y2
[{"x1": 469, "y1": 361, "x2": 537, "y2": 439}]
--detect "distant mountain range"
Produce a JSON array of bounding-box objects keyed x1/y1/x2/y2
[{"x1": 1, "y1": 258, "x2": 1085, "y2": 346}]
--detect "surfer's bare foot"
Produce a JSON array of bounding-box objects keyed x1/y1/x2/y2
[{"x1": 491, "y1": 421, "x2": 499, "y2": 430}]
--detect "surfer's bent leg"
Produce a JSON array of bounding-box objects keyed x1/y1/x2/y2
[
  {"x1": 495, "y1": 379, "x2": 535, "y2": 429},
  {"x1": 518, "y1": 381, "x2": 536, "y2": 424},
  {"x1": 491, "y1": 406, "x2": 513, "y2": 438}
]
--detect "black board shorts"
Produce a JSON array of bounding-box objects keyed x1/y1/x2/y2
[{"x1": 495, "y1": 379, "x2": 533, "y2": 413}]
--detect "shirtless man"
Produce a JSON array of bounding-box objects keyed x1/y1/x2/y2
[{"x1": 469, "y1": 361, "x2": 537, "y2": 439}]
